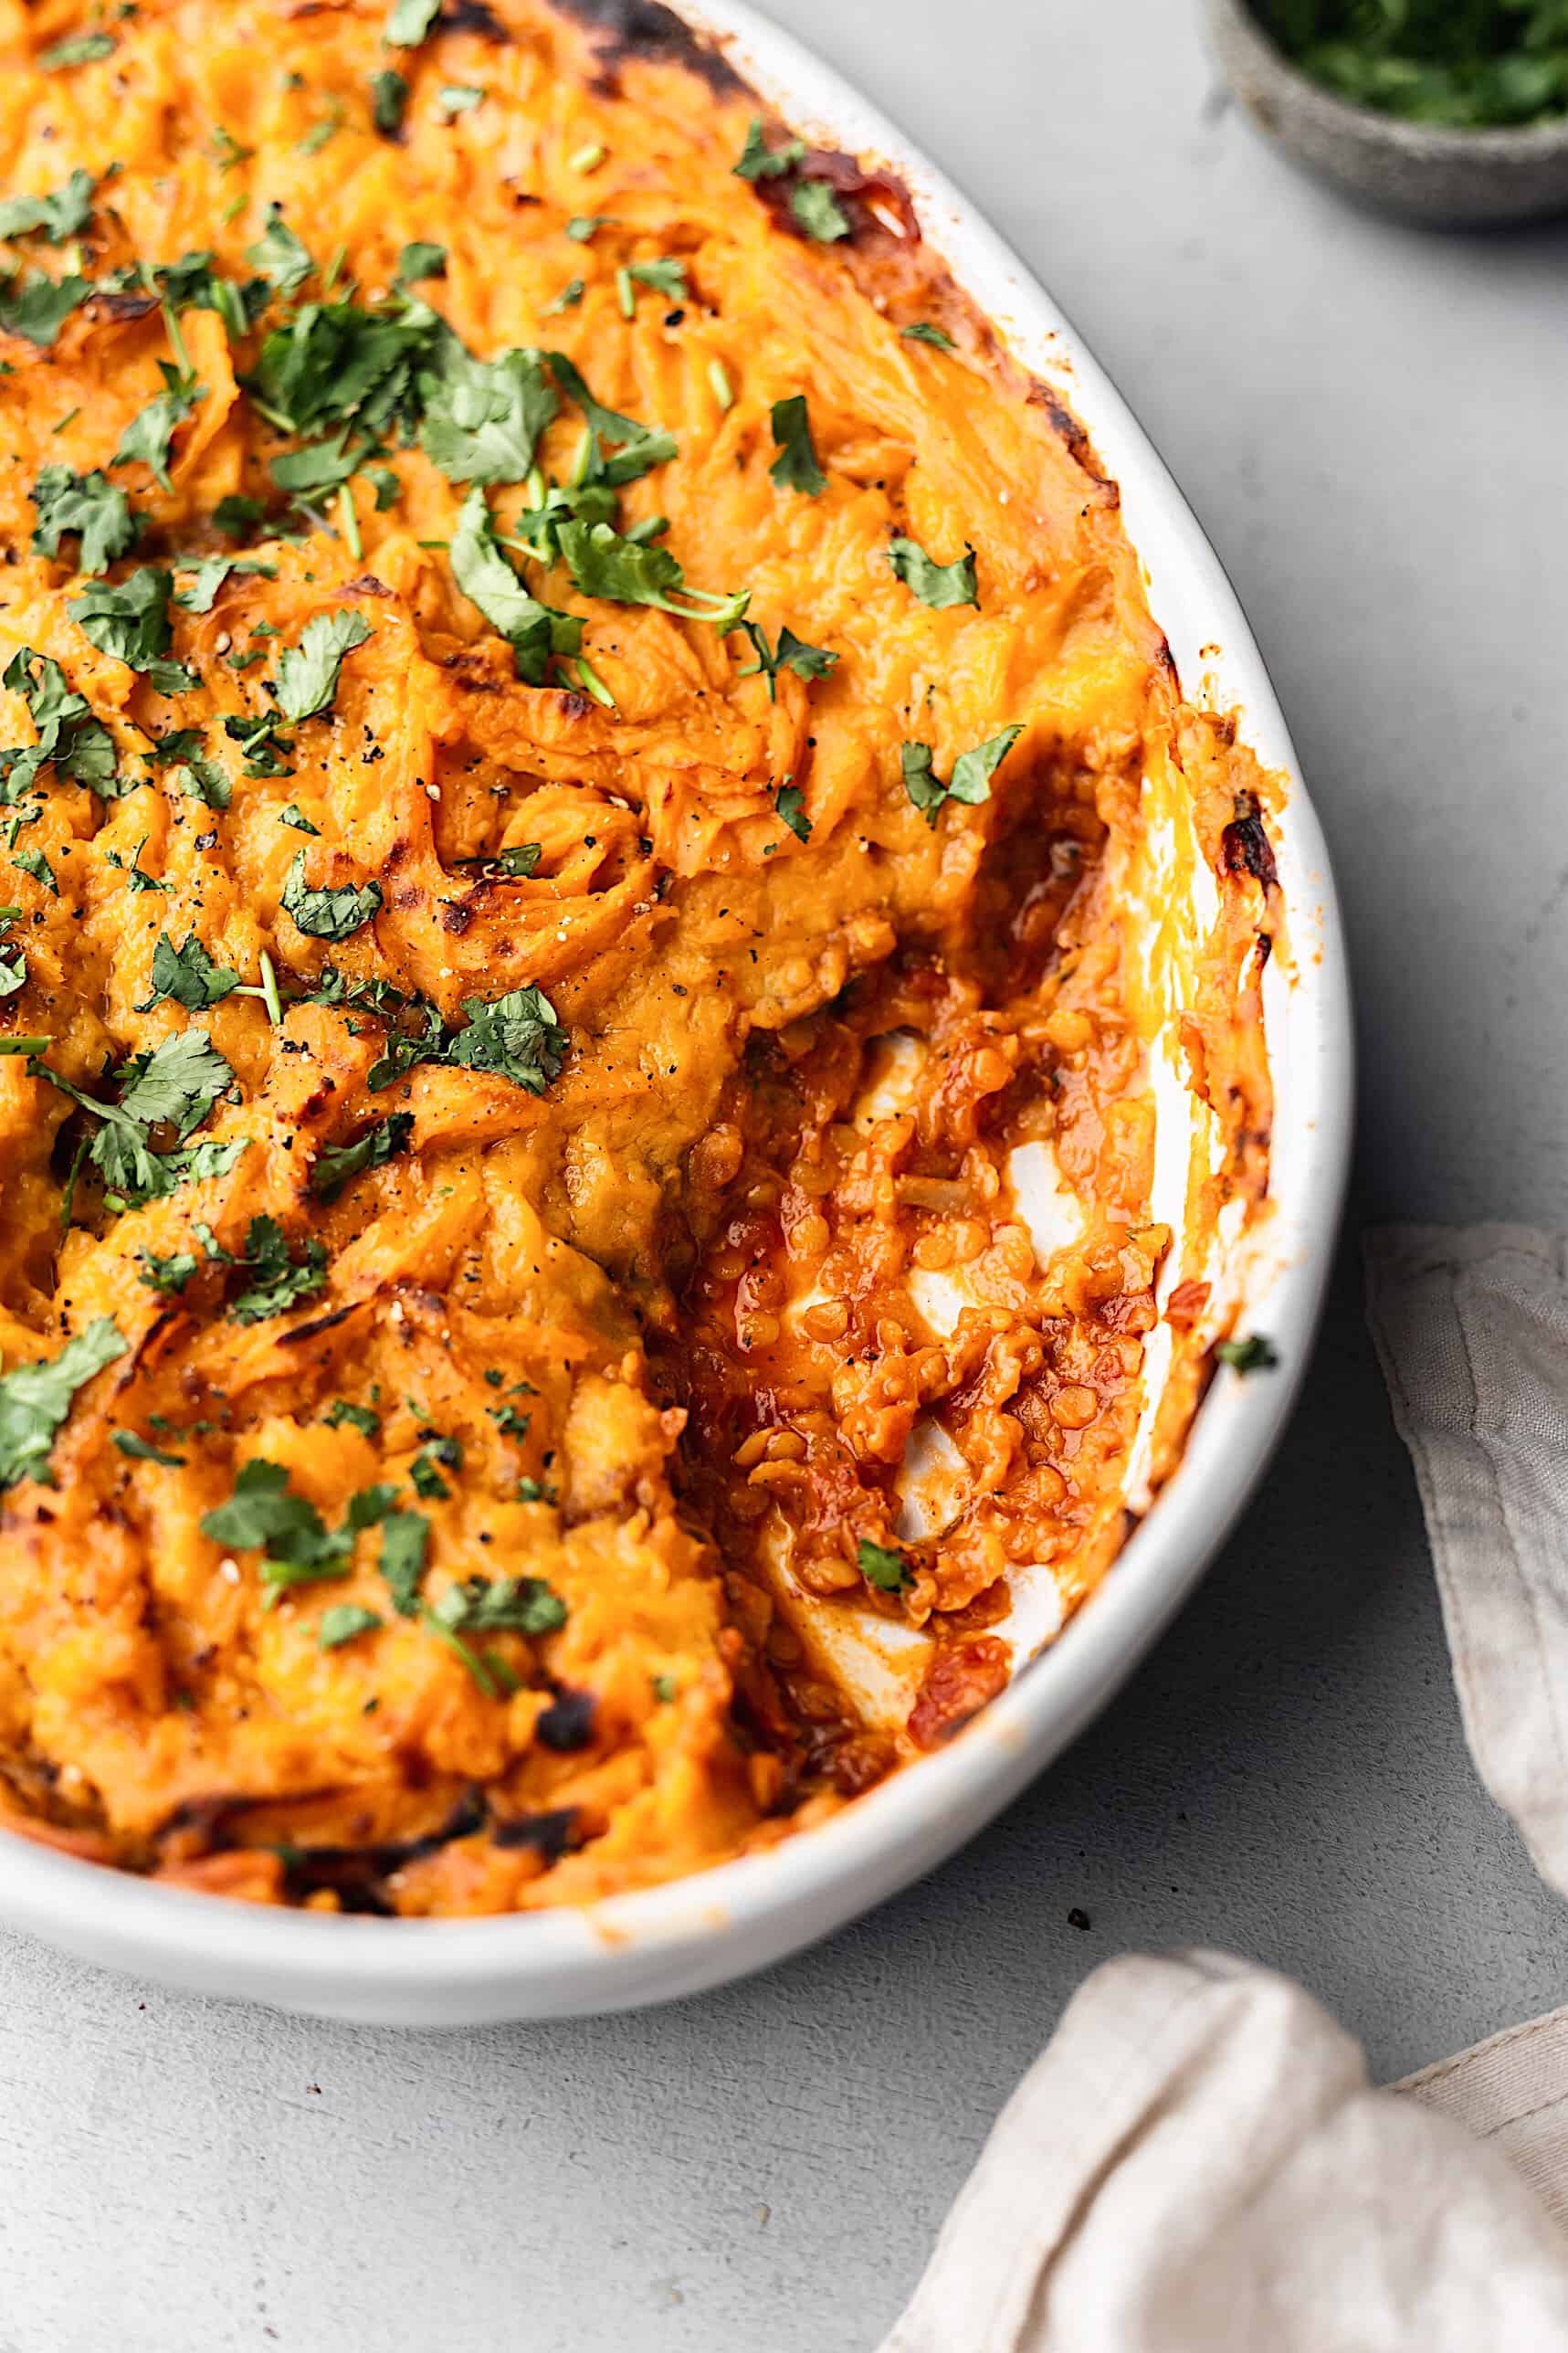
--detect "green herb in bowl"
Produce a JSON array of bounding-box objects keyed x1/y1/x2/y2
[{"x1": 1254, "y1": 0, "x2": 1568, "y2": 128}]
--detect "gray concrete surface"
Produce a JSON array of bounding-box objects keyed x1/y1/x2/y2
[{"x1": 4, "y1": 4, "x2": 1568, "y2": 2347}]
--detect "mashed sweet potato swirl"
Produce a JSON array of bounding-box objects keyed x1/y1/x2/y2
[{"x1": 0, "y1": 0, "x2": 1278, "y2": 1914}]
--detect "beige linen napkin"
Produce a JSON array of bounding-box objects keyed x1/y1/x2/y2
[
  {"x1": 880, "y1": 1954, "x2": 1568, "y2": 2351},
  {"x1": 876, "y1": 1224, "x2": 1568, "y2": 2349}
]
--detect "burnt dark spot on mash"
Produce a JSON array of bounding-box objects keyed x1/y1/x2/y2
[
  {"x1": 439, "y1": 898, "x2": 474, "y2": 934},
  {"x1": 276, "y1": 1791, "x2": 492, "y2": 1913},
  {"x1": 1220, "y1": 800, "x2": 1279, "y2": 892},
  {"x1": 493, "y1": 1806, "x2": 582, "y2": 1860},
  {"x1": 443, "y1": 0, "x2": 510, "y2": 36},
  {"x1": 342, "y1": 574, "x2": 393, "y2": 600},
  {"x1": 1026, "y1": 382, "x2": 1119, "y2": 498},
  {"x1": 549, "y1": 0, "x2": 742, "y2": 94},
  {"x1": 754, "y1": 147, "x2": 921, "y2": 248},
  {"x1": 535, "y1": 1688, "x2": 596, "y2": 1751},
  {"x1": 276, "y1": 1302, "x2": 363, "y2": 1347}
]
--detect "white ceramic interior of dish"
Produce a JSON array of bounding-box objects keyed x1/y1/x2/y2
[{"x1": 0, "y1": 0, "x2": 1353, "y2": 2024}]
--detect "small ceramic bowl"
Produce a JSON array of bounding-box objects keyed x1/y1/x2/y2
[{"x1": 1204, "y1": 0, "x2": 1568, "y2": 227}]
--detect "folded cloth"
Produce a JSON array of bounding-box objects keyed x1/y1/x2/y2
[
  {"x1": 879, "y1": 1224, "x2": 1568, "y2": 2351},
  {"x1": 879, "y1": 1952, "x2": 1568, "y2": 2352},
  {"x1": 1363, "y1": 1224, "x2": 1568, "y2": 1895}
]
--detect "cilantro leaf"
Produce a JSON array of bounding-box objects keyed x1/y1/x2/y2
[
  {"x1": 419, "y1": 343, "x2": 558, "y2": 485},
  {"x1": 309, "y1": 1112, "x2": 414, "y2": 1202},
  {"x1": 272, "y1": 609, "x2": 374, "y2": 723},
  {"x1": 1, "y1": 647, "x2": 118, "y2": 797},
  {"x1": 790, "y1": 181, "x2": 851, "y2": 242},
  {"x1": 30, "y1": 466, "x2": 137, "y2": 576},
  {"x1": 736, "y1": 621, "x2": 837, "y2": 701},
  {"x1": 0, "y1": 911, "x2": 26, "y2": 998},
  {"x1": 888, "y1": 536, "x2": 978, "y2": 610},
  {"x1": 431, "y1": 1574, "x2": 566, "y2": 1635},
  {"x1": 380, "y1": 1509, "x2": 429, "y2": 1615},
  {"x1": 775, "y1": 783, "x2": 811, "y2": 842},
  {"x1": 319, "y1": 1602, "x2": 383, "y2": 1651},
  {"x1": 733, "y1": 119, "x2": 807, "y2": 181},
  {"x1": 226, "y1": 1215, "x2": 329, "y2": 1324},
  {"x1": 900, "y1": 322, "x2": 955, "y2": 351},
  {"x1": 119, "y1": 1029, "x2": 237, "y2": 1137},
  {"x1": 437, "y1": 84, "x2": 484, "y2": 117},
  {"x1": 139, "y1": 1249, "x2": 201, "y2": 1296},
  {"x1": 246, "y1": 206, "x2": 314, "y2": 298},
  {"x1": 68, "y1": 566, "x2": 178, "y2": 672},
  {"x1": 385, "y1": 0, "x2": 443, "y2": 45},
  {"x1": 396, "y1": 241, "x2": 447, "y2": 283},
  {"x1": 10, "y1": 848, "x2": 56, "y2": 896},
  {"x1": 447, "y1": 985, "x2": 566, "y2": 1094},
  {"x1": 1215, "y1": 1334, "x2": 1279, "y2": 1374},
  {"x1": 111, "y1": 365, "x2": 204, "y2": 491},
  {"x1": 325, "y1": 1398, "x2": 380, "y2": 1436},
  {"x1": 223, "y1": 712, "x2": 295, "y2": 778},
  {"x1": 211, "y1": 493, "x2": 268, "y2": 537},
  {"x1": 250, "y1": 295, "x2": 440, "y2": 438},
  {"x1": 149, "y1": 725, "x2": 231, "y2": 808},
  {"x1": 280, "y1": 849, "x2": 383, "y2": 941},
  {"x1": 139, "y1": 931, "x2": 240, "y2": 1012},
  {"x1": 174, "y1": 556, "x2": 277, "y2": 615},
  {"x1": 623, "y1": 257, "x2": 687, "y2": 303},
  {"x1": 768, "y1": 395, "x2": 826, "y2": 495},
  {"x1": 39, "y1": 32, "x2": 116, "y2": 69},
  {"x1": 555, "y1": 516, "x2": 747, "y2": 629},
  {"x1": 900, "y1": 725, "x2": 1022, "y2": 826},
  {"x1": 371, "y1": 69, "x2": 409, "y2": 136},
  {"x1": 0, "y1": 171, "x2": 95, "y2": 246},
  {"x1": 544, "y1": 353, "x2": 678, "y2": 482},
  {"x1": 113, "y1": 1429, "x2": 186, "y2": 1467},
  {"x1": 858, "y1": 1537, "x2": 910, "y2": 1591},
  {"x1": 0, "y1": 1318, "x2": 125, "y2": 1491},
  {"x1": 0, "y1": 271, "x2": 91, "y2": 347},
  {"x1": 200, "y1": 1459, "x2": 353, "y2": 1592},
  {"x1": 449, "y1": 487, "x2": 582, "y2": 683}
]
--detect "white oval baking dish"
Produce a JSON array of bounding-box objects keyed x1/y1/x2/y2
[{"x1": 0, "y1": 0, "x2": 1352, "y2": 2024}]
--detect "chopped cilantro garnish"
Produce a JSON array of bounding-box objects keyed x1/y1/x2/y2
[
  {"x1": 226, "y1": 1217, "x2": 328, "y2": 1324},
  {"x1": 544, "y1": 352, "x2": 677, "y2": 483},
  {"x1": 138, "y1": 931, "x2": 240, "y2": 1012},
  {"x1": 0, "y1": 171, "x2": 95, "y2": 247},
  {"x1": 222, "y1": 712, "x2": 294, "y2": 778},
  {"x1": 112, "y1": 366, "x2": 204, "y2": 492},
  {"x1": 790, "y1": 180, "x2": 851, "y2": 243},
  {"x1": 175, "y1": 556, "x2": 277, "y2": 615},
  {"x1": 279, "y1": 804, "x2": 320, "y2": 835},
  {"x1": 445, "y1": 985, "x2": 567, "y2": 1093},
  {"x1": 30, "y1": 466, "x2": 137, "y2": 577},
  {"x1": 543, "y1": 277, "x2": 584, "y2": 316},
  {"x1": 555, "y1": 516, "x2": 747, "y2": 629},
  {"x1": 888, "y1": 536, "x2": 978, "y2": 610},
  {"x1": 325, "y1": 1399, "x2": 381, "y2": 1438},
  {"x1": 246, "y1": 206, "x2": 314, "y2": 298},
  {"x1": 732, "y1": 120, "x2": 807, "y2": 181},
  {"x1": 396, "y1": 241, "x2": 447, "y2": 283},
  {"x1": 280, "y1": 849, "x2": 384, "y2": 942},
  {"x1": 211, "y1": 493, "x2": 268, "y2": 537},
  {"x1": 420, "y1": 342, "x2": 559, "y2": 486},
  {"x1": 0, "y1": 271, "x2": 91, "y2": 348},
  {"x1": 201, "y1": 1461, "x2": 395, "y2": 1599},
  {"x1": 900, "y1": 725, "x2": 1022, "y2": 826},
  {"x1": 736, "y1": 621, "x2": 837, "y2": 702},
  {"x1": 273, "y1": 608, "x2": 374, "y2": 723},
  {"x1": 858, "y1": 1537, "x2": 910, "y2": 1591},
  {"x1": 370, "y1": 69, "x2": 410, "y2": 136},
  {"x1": 38, "y1": 32, "x2": 116, "y2": 69},
  {"x1": 768, "y1": 395, "x2": 826, "y2": 495},
  {"x1": 309, "y1": 1112, "x2": 414, "y2": 1202},
  {"x1": 431, "y1": 1574, "x2": 566, "y2": 1636},
  {"x1": 489, "y1": 1402, "x2": 530, "y2": 1437},
  {"x1": 10, "y1": 848, "x2": 56, "y2": 896},
  {"x1": 380, "y1": 1510, "x2": 429, "y2": 1615},
  {"x1": 318, "y1": 1602, "x2": 382, "y2": 1650},
  {"x1": 621, "y1": 256, "x2": 687, "y2": 307},
  {"x1": 1, "y1": 647, "x2": 118, "y2": 797},
  {"x1": 68, "y1": 567, "x2": 194, "y2": 689},
  {"x1": 0, "y1": 1318, "x2": 125, "y2": 1491},
  {"x1": 139, "y1": 1249, "x2": 201, "y2": 1296},
  {"x1": 385, "y1": 0, "x2": 443, "y2": 46},
  {"x1": 901, "y1": 322, "x2": 955, "y2": 351},
  {"x1": 32, "y1": 1029, "x2": 238, "y2": 1207},
  {"x1": 774, "y1": 783, "x2": 811, "y2": 842},
  {"x1": 1215, "y1": 1334, "x2": 1279, "y2": 1374},
  {"x1": 437, "y1": 84, "x2": 485, "y2": 117},
  {"x1": 0, "y1": 910, "x2": 26, "y2": 999},
  {"x1": 449, "y1": 487, "x2": 582, "y2": 684},
  {"x1": 113, "y1": 1428, "x2": 187, "y2": 1468}
]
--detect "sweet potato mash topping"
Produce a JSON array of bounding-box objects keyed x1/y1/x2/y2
[{"x1": 0, "y1": 0, "x2": 1278, "y2": 1914}]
